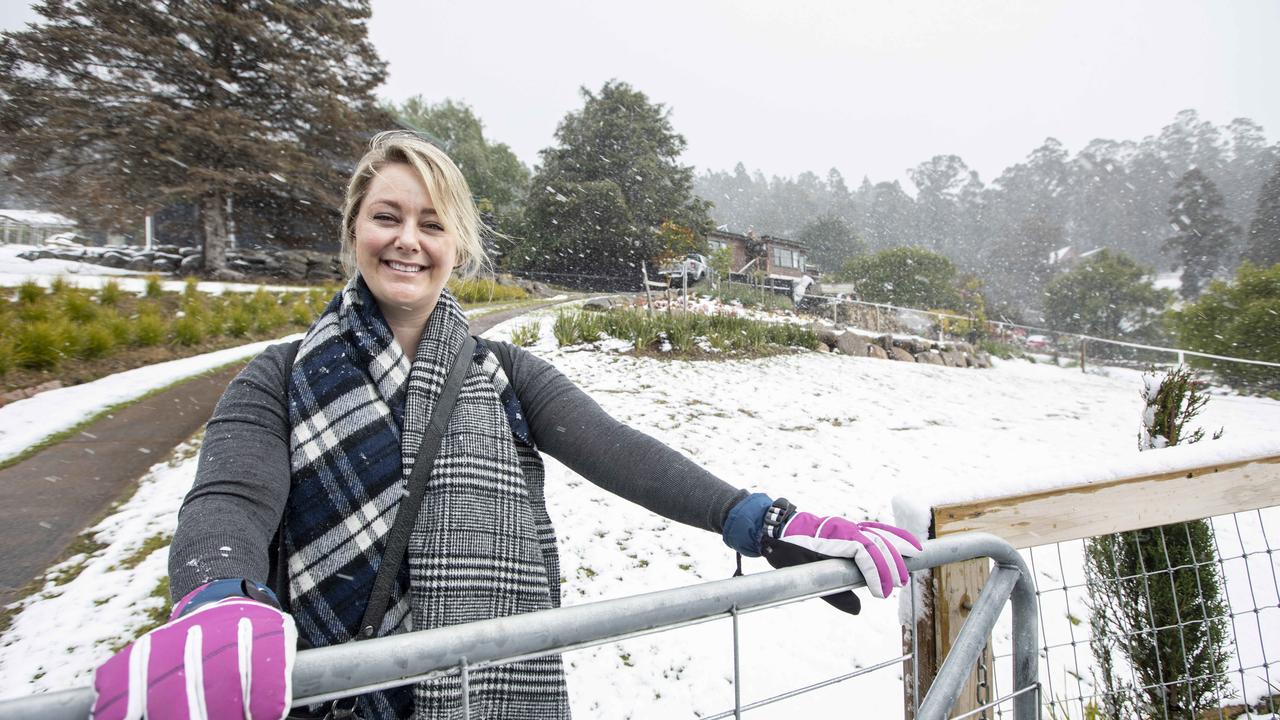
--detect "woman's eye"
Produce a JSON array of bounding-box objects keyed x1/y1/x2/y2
[
  {"x1": 423, "y1": 222, "x2": 445, "y2": 232},
  {"x1": 373, "y1": 213, "x2": 397, "y2": 223}
]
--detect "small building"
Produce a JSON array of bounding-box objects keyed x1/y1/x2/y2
[
  {"x1": 0, "y1": 209, "x2": 77, "y2": 245},
  {"x1": 706, "y1": 229, "x2": 809, "y2": 288}
]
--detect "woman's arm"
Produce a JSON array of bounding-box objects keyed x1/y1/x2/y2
[
  {"x1": 168, "y1": 342, "x2": 296, "y2": 601},
  {"x1": 487, "y1": 340, "x2": 748, "y2": 535}
]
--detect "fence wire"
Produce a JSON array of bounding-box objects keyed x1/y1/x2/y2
[{"x1": 985, "y1": 506, "x2": 1280, "y2": 720}]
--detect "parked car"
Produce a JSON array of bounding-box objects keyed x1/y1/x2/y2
[
  {"x1": 659, "y1": 253, "x2": 709, "y2": 284},
  {"x1": 1025, "y1": 334, "x2": 1050, "y2": 350}
]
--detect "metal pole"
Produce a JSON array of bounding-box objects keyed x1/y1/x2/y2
[
  {"x1": 732, "y1": 605, "x2": 742, "y2": 719},
  {"x1": 0, "y1": 534, "x2": 1034, "y2": 720},
  {"x1": 682, "y1": 267, "x2": 688, "y2": 312},
  {"x1": 642, "y1": 266, "x2": 654, "y2": 318}
]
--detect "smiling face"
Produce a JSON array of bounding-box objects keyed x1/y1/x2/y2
[{"x1": 353, "y1": 162, "x2": 458, "y2": 321}]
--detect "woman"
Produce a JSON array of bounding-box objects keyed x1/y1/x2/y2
[{"x1": 90, "y1": 131, "x2": 922, "y2": 720}]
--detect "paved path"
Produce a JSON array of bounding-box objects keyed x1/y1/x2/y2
[{"x1": 0, "y1": 299, "x2": 574, "y2": 608}]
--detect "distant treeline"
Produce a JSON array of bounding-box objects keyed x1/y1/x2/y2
[{"x1": 696, "y1": 110, "x2": 1277, "y2": 311}]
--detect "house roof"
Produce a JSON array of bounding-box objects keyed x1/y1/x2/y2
[
  {"x1": 1048, "y1": 245, "x2": 1074, "y2": 264},
  {"x1": 0, "y1": 209, "x2": 77, "y2": 227}
]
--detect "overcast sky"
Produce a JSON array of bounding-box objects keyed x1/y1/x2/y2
[{"x1": 3, "y1": 0, "x2": 1277, "y2": 188}]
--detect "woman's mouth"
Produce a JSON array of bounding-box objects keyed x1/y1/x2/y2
[{"x1": 384, "y1": 259, "x2": 427, "y2": 273}]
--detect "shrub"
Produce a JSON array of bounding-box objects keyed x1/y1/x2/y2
[
  {"x1": 449, "y1": 277, "x2": 527, "y2": 304},
  {"x1": 171, "y1": 315, "x2": 205, "y2": 346},
  {"x1": 225, "y1": 304, "x2": 252, "y2": 338},
  {"x1": 552, "y1": 311, "x2": 579, "y2": 346},
  {"x1": 61, "y1": 291, "x2": 98, "y2": 323},
  {"x1": 14, "y1": 321, "x2": 68, "y2": 370},
  {"x1": 132, "y1": 313, "x2": 166, "y2": 347},
  {"x1": 290, "y1": 299, "x2": 315, "y2": 326},
  {"x1": 183, "y1": 276, "x2": 200, "y2": 300},
  {"x1": 1172, "y1": 262, "x2": 1280, "y2": 391},
  {"x1": 74, "y1": 322, "x2": 117, "y2": 359},
  {"x1": 48, "y1": 275, "x2": 69, "y2": 295},
  {"x1": 98, "y1": 279, "x2": 123, "y2": 306},
  {"x1": 0, "y1": 337, "x2": 13, "y2": 376},
  {"x1": 143, "y1": 274, "x2": 163, "y2": 299},
  {"x1": 253, "y1": 302, "x2": 288, "y2": 334},
  {"x1": 510, "y1": 320, "x2": 541, "y2": 347},
  {"x1": 17, "y1": 279, "x2": 43, "y2": 304}
]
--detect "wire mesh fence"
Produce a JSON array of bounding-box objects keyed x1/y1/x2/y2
[{"x1": 984, "y1": 505, "x2": 1280, "y2": 720}]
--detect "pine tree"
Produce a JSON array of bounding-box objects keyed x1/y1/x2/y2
[
  {"x1": 387, "y1": 97, "x2": 529, "y2": 219},
  {"x1": 0, "y1": 1, "x2": 387, "y2": 275},
  {"x1": 1244, "y1": 160, "x2": 1280, "y2": 268},
  {"x1": 515, "y1": 81, "x2": 710, "y2": 283},
  {"x1": 1165, "y1": 169, "x2": 1239, "y2": 298},
  {"x1": 1086, "y1": 367, "x2": 1229, "y2": 718}
]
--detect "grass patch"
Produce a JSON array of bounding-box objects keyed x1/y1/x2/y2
[
  {"x1": 710, "y1": 282, "x2": 795, "y2": 312},
  {"x1": 553, "y1": 307, "x2": 817, "y2": 359},
  {"x1": 47, "y1": 533, "x2": 109, "y2": 586},
  {"x1": 98, "y1": 279, "x2": 123, "y2": 306},
  {"x1": 510, "y1": 320, "x2": 541, "y2": 347},
  {"x1": 978, "y1": 339, "x2": 1023, "y2": 360},
  {"x1": 116, "y1": 533, "x2": 173, "y2": 571},
  {"x1": 449, "y1": 277, "x2": 527, "y2": 304},
  {"x1": 110, "y1": 577, "x2": 171, "y2": 652}
]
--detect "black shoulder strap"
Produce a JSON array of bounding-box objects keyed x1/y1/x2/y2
[
  {"x1": 268, "y1": 340, "x2": 303, "y2": 609},
  {"x1": 356, "y1": 334, "x2": 477, "y2": 638}
]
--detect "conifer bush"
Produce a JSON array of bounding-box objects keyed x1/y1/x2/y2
[
  {"x1": 17, "y1": 279, "x2": 42, "y2": 304},
  {"x1": 131, "y1": 313, "x2": 166, "y2": 347},
  {"x1": 75, "y1": 323, "x2": 116, "y2": 359},
  {"x1": 98, "y1": 279, "x2": 123, "y2": 306},
  {"x1": 1085, "y1": 366, "x2": 1229, "y2": 718},
  {"x1": 14, "y1": 321, "x2": 67, "y2": 370},
  {"x1": 61, "y1": 291, "x2": 97, "y2": 323}
]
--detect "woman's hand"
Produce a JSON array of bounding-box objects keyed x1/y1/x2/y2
[{"x1": 91, "y1": 581, "x2": 296, "y2": 720}]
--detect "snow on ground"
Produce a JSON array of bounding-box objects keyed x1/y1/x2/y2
[
  {"x1": 1, "y1": 303, "x2": 1278, "y2": 717},
  {"x1": 0, "y1": 243, "x2": 314, "y2": 294},
  {"x1": 0, "y1": 335, "x2": 302, "y2": 465}
]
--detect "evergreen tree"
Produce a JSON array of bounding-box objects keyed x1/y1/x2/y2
[
  {"x1": 1086, "y1": 367, "x2": 1229, "y2": 718},
  {"x1": 1165, "y1": 169, "x2": 1239, "y2": 298},
  {"x1": 515, "y1": 81, "x2": 710, "y2": 282},
  {"x1": 796, "y1": 214, "x2": 863, "y2": 271},
  {"x1": 1245, "y1": 160, "x2": 1280, "y2": 268},
  {"x1": 1042, "y1": 250, "x2": 1170, "y2": 345},
  {"x1": 835, "y1": 246, "x2": 961, "y2": 309},
  {"x1": 1173, "y1": 262, "x2": 1280, "y2": 391},
  {"x1": 387, "y1": 97, "x2": 529, "y2": 219},
  {"x1": 0, "y1": 0, "x2": 386, "y2": 275}
]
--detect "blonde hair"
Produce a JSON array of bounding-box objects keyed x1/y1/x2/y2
[{"x1": 340, "y1": 130, "x2": 488, "y2": 278}]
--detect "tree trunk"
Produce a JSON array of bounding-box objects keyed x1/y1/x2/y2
[{"x1": 201, "y1": 192, "x2": 229, "y2": 275}]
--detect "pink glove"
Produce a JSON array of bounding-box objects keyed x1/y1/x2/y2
[
  {"x1": 761, "y1": 499, "x2": 923, "y2": 612},
  {"x1": 91, "y1": 580, "x2": 296, "y2": 720}
]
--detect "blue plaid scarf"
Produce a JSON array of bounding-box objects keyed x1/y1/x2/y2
[{"x1": 284, "y1": 277, "x2": 568, "y2": 719}]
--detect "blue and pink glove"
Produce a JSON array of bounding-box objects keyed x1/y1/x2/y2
[
  {"x1": 91, "y1": 578, "x2": 296, "y2": 720},
  {"x1": 723, "y1": 494, "x2": 923, "y2": 615}
]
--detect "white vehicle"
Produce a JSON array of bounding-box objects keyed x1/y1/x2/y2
[{"x1": 659, "y1": 253, "x2": 709, "y2": 284}]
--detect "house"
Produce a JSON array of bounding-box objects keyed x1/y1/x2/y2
[
  {"x1": 0, "y1": 209, "x2": 77, "y2": 245},
  {"x1": 706, "y1": 229, "x2": 809, "y2": 289}
]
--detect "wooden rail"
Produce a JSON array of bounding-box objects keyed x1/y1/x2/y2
[{"x1": 910, "y1": 452, "x2": 1280, "y2": 718}]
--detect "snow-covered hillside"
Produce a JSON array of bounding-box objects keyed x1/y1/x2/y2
[{"x1": 1, "y1": 305, "x2": 1277, "y2": 718}]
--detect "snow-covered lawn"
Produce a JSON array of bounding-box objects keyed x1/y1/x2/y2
[{"x1": 1, "y1": 305, "x2": 1278, "y2": 718}]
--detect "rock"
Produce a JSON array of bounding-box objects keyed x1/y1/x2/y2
[
  {"x1": 817, "y1": 342, "x2": 831, "y2": 353},
  {"x1": 941, "y1": 350, "x2": 967, "y2": 368},
  {"x1": 179, "y1": 247, "x2": 202, "y2": 257},
  {"x1": 0, "y1": 380, "x2": 64, "y2": 406},
  {"x1": 583, "y1": 298, "x2": 614, "y2": 312},
  {"x1": 888, "y1": 346, "x2": 916, "y2": 362},
  {"x1": 810, "y1": 324, "x2": 838, "y2": 348},
  {"x1": 865, "y1": 344, "x2": 889, "y2": 360},
  {"x1": 835, "y1": 331, "x2": 868, "y2": 356},
  {"x1": 155, "y1": 244, "x2": 181, "y2": 255},
  {"x1": 953, "y1": 341, "x2": 975, "y2": 355},
  {"x1": 278, "y1": 252, "x2": 310, "y2": 279},
  {"x1": 152, "y1": 258, "x2": 178, "y2": 272},
  {"x1": 915, "y1": 351, "x2": 945, "y2": 365},
  {"x1": 179, "y1": 254, "x2": 204, "y2": 275},
  {"x1": 99, "y1": 252, "x2": 129, "y2": 268},
  {"x1": 209, "y1": 267, "x2": 247, "y2": 282},
  {"x1": 126, "y1": 256, "x2": 152, "y2": 271},
  {"x1": 974, "y1": 351, "x2": 993, "y2": 369}
]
